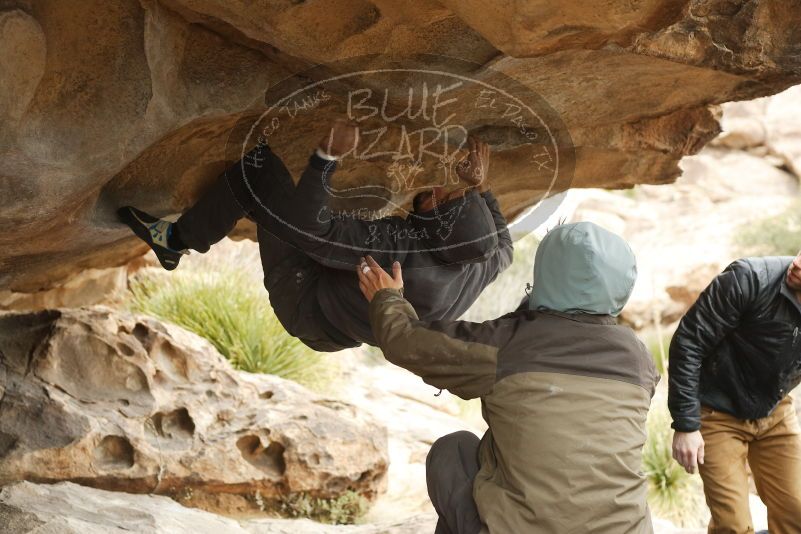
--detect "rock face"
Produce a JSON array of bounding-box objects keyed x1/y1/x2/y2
[
  {"x1": 567, "y1": 83, "x2": 801, "y2": 329},
  {"x1": 0, "y1": 307, "x2": 388, "y2": 514},
  {"x1": 1, "y1": 1, "x2": 800, "y2": 292},
  {"x1": 571, "y1": 147, "x2": 800, "y2": 329},
  {"x1": 0, "y1": 481, "x2": 437, "y2": 534},
  {"x1": 328, "y1": 348, "x2": 488, "y2": 523},
  {"x1": 0, "y1": 480, "x2": 708, "y2": 534},
  {"x1": 0, "y1": 262, "x2": 147, "y2": 312},
  {"x1": 713, "y1": 84, "x2": 801, "y2": 177}
]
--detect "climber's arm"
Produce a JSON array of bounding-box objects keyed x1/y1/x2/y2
[
  {"x1": 284, "y1": 122, "x2": 492, "y2": 270},
  {"x1": 286, "y1": 152, "x2": 411, "y2": 270}
]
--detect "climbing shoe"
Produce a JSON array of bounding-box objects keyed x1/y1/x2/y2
[{"x1": 117, "y1": 206, "x2": 189, "y2": 271}]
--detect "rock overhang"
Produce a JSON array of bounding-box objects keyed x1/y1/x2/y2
[{"x1": 1, "y1": 0, "x2": 800, "y2": 291}]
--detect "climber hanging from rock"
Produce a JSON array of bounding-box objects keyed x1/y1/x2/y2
[
  {"x1": 118, "y1": 120, "x2": 513, "y2": 352},
  {"x1": 357, "y1": 222, "x2": 659, "y2": 534}
]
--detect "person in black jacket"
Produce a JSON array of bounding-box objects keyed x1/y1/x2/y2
[
  {"x1": 669, "y1": 256, "x2": 801, "y2": 534},
  {"x1": 118, "y1": 121, "x2": 512, "y2": 352}
]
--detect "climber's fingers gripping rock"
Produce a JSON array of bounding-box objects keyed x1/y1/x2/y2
[
  {"x1": 318, "y1": 119, "x2": 359, "y2": 158},
  {"x1": 456, "y1": 135, "x2": 491, "y2": 192}
]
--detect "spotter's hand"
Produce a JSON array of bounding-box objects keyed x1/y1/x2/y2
[{"x1": 357, "y1": 255, "x2": 403, "y2": 302}]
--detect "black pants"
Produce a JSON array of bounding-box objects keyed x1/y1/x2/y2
[
  {"x1": 173, "y1": 145, "x2": 353, "y2": 352},
  {"x1": 427, "y1": 431, "x2": 485, "y2": 534}
]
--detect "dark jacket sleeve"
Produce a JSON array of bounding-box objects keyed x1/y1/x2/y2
[
  {"x1": 287, "y1": 153, "x2": 410, "y2": 270},
  {"x1": 450, "y1": 192, "x2": 514, "y2": 291},
  {"x1": 418, "y1": 190, "x2": 500, "y2": 266},
  {"x1": 668, "y1": 260, "x2": 757, "y2": 432},
  {"x1": 289, "y1": 156, "x2": 506, "y2": 271},
  {"x1": 369, "y1": 288, "x2": 508, "y2": 399},
  {"x1": 481, "y1": 191, "x2": 514, "y2": 274}
]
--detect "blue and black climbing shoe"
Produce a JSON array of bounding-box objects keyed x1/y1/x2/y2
[{"x1": 117, "y1": 206, "x2": 189, "y2": 271}]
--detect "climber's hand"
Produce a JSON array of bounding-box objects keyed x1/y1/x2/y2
[
  {"x1": 456, "y1": 135, "x2": 490, "y2": 192},
  {"x1": 357, "y1": 255, "x2": 403, "y2": 302},
  {"x1": 318, "y1": 119, "x2": 359, "y2": 158}
]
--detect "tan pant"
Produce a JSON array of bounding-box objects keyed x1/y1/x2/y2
[{"x1": 699, "y1": 396, "x2": 801, "y2": 534}]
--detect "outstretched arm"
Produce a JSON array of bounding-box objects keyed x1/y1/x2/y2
[
  {"x1": 286, "y1": 124, "x2": 502, "y2": 271},
  {"x1": 288, "y1": 152, "x2": 407, "y2": 269},
  {"x1": 358, "y1": 256, "x2": 507, "y2": 399},
  {"x1": 283, "y1": 121, "x2": 411, "y2": 269},
  {"x1": 423, "y1": 136, "x2": 511, "y2": 269}
]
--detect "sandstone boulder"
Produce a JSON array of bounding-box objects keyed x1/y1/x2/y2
[
  {"x1": 0, "y1": 263, "x2": 143, "y2": 312},
  {"x1": 0, "y1": 480, "x2": 710, "y2": 533},
  {"x1": 569, "y1": 146, "x2": 800, "y2": 329},
  {"x1": 0, "y1": 481, "x2": 437, "y2": 534},
  {"x1": 328, "y1": 348, "x2": 487, "y2": 522},
  {"x1": 1, "y1": 1, "x2": 800, "y2": 292},
  {"x1": 761, "y1": 86, "x2": 801, "y2": 179},
  {"x1": 713, "y1": 84, "x2": 801, "y2": 177},
  {"x1": 0, "y1": 307, "x2": 388, "y2": 514}
]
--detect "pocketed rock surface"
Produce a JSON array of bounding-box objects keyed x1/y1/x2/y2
[{"x1": 0, "y1": 306, "x2": 388, "y2": 514}]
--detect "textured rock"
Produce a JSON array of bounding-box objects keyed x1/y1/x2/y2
[
  {"x1": 0, "y1": 307, "x2": 387, "y2": 514},
  {"x1": 0, "y1": 480, "x2": 705, "y2": 534},
  {"x1": 326, "y1": 348, "x2": 487, "y2": 522},
  {"x1": 0, "y1": 481, "x2": 436, "y2": 534},
  {"x1": 763, "y1": 87, "x2": 801, "y2": 178},
  {"x1": 0, "y1": 481, "x2": 248, "y2": 534},
  {"x1": 0, "y1": 252, "x2": 155, "y2": 312},
  {"x1": 243, "y1": 513, "x2": 437, "y2": 534},
  {"x1": 0, "y1": 267, "x2": 128, "y2": 311},
  {"x1": 600, "y1": 84, "x2": 801, "y2": 329},
  {"x1": 569, "y1": 144, "x2": 799, "y2": 329},
  {"x1": 1, "y1": 1, "x2": 800, "y2": 292},
  {"x1": 714, "y1": 84, "x2": 801, "y2": 177}
]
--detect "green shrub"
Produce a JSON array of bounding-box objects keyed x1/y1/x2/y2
[
  {"x1": 128, "y1": 267, "x2": 327, "y2": 387},
  {"x1": 736, "y1": 200, "x2": 801, "y2": 257},
  {"x1": 643, "y1": 404, "x2": 706, "y2": 527},
  {"x1": 644, "y1": 330, "x2": 673, "y2": 377},
  {"x1": 279, "y1": 491, "x2": 368, "y2": 525}
]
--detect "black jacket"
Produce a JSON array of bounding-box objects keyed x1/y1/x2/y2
[
  {"x1": 288, "y1": 154, "x2": 514, "y2": 346},
  {"x1": 669, "y1": 257, "x2": 801, "y2": 431}
]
